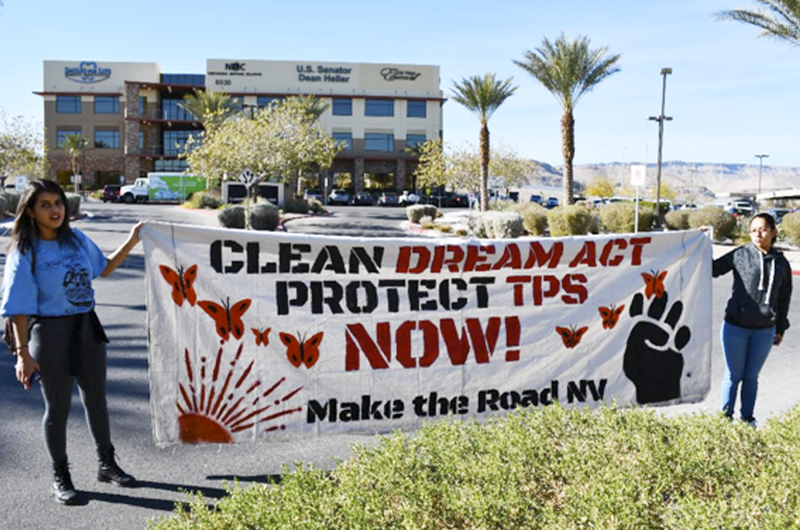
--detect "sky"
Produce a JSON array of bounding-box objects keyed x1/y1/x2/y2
[{"x1": 1, "y1": 0, "x2": 798, "y2": 168}]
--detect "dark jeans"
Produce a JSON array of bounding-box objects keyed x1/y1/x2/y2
[{"x1": 29, "y1": 313, "x2": 111, "y2": 463}]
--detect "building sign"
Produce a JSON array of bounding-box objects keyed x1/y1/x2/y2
[
  {"x1": 142, "y1": 223, "x2": 712, "y2": 445},
  {"x1": 381, "y1": 67, "x2": 421, "y2": 81},
  {"x1": 64, "y1": 61, "x2": 112, "y2": 84},
  {"x1": 296, "y1": 64, "x2": 352, "y2": 83}
]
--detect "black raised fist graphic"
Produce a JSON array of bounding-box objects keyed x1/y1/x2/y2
[{"x1": 623, "y1": 291, "x2": 691, "y2": 404}]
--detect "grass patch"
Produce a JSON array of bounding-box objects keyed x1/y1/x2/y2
[{"x1": 146, "y1": 403, "x2": 800, "y2": 529}]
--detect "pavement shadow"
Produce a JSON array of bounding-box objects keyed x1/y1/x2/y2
[
  {"x1": 82, "y1": 480, "x2": 228, "y2": 511},
  {"x1": 206, "y1": 473, "x2": 283, "y2": 485}
]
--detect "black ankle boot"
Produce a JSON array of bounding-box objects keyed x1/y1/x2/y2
[
  {"x1": 52, "y1": 459, "x2": 79, "y2": 505},
  {"x1": 97, "y1": 446, "x2": 136, "y2": 487}
]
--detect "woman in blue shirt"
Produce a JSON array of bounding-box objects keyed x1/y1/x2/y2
[{"x1": 1, "y1": 180, "x2": 142, "y2": 505}]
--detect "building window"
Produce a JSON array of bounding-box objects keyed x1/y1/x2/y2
[
  {"x1": 365, "y1": 99, "x2": 394, "y2": 117},
  {"x1": 138, "y1": 96, "x2": 147, "y2": 116},
  {"x1": 56, "y1": 130, "x2": 82, "y2": 149},
  {"x1": 332, "y1": 132, "x2": 352, "y2": 151},
  {"x1": 365, "y1": 133, "x2": 394, "y2": 151},
  {"x1": 155, "y1": 158, "x2": 188, "y2": 171},
  {"x1": 257, "y1": 96, "x2": 284, "y2": 107},
  {"x1": 56, "y1": 95, "x2": 81, "y2": 114},
  {"x1": 332, "y1": 98, "x2": 352, "y2": 116},
  {"x1": 94, "y1": 130, "x2": 120, "y2": 149},
  {"x1": 163, "y1": 130, "x2": 199, "y2": 156},
  {"x1": 138, "y1": 131, "x2": 145, "y2": 150},
  {"x1": 407, "y1": 100, "x2": 427, "y2": 118},
  {"x1": 162, "y1": 99, "x2": 195, "y2": 121},
  {"x1": 94, "y1": 96, "x2": 119, "y2": 114},
  {"x1": 406, "y1": 134, "x2": 426, "y2": 149},
  {"x1": 161, "y1": 73, "x2": 205, "y2": 85}
]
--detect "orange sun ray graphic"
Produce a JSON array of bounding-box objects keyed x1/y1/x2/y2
[{"x1": 176, "y1": 343, "x2": 303, "y2": 443}]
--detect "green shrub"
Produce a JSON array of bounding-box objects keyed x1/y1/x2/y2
[
  {"x1": 600, "y1": 202, "x2": 655, "y2": 233},
  {"x1": 64, "y1": 193, "x2": 81, "y2": 217},
  {"x1": 780, "y1": 211, "x2": 800, "y2": 246},
  {"x1": 186, "y1": 191, "x2": 222, "y2": 210},
  {"x1": 1, "y1": 191, "x2": 21, "y2": 215},
  {"x1": 146, "y1": 404, "x2": 800, "y2": 530},
  {"x1": 218, "y1": 205, "x2": 245, "y2": 229},
  {"x1": 547, "y1": 204, "x2": 600, "y2": 236},
  {"x1": 665, "y1": 209, "x2": 692, "y2": 230},
  {"x1": 471, "y1": 211, "x2": 524, "y2": 238},
  {"x1": 507, "y1": 202, "x2": 548, "y2": 235},
  {"x1": 283, "y1": 197, "x2": 310, "y2": 214},
  {"x1": 406, "y1": 205, "x2": 438, "y2": 224},
  {"x1": 688, "y1": 206, "x2": 737, "y2": 241},
  {"x1": 307, "y1": 198, "x2": 326, "y2": 214},
  {"x1": 250, "y1": 202, "x2": 281, "y2": 231}
]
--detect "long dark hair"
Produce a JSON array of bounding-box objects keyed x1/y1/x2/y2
[{"x1": 6, "y1": 179, "x2": 77, "y2": 255}]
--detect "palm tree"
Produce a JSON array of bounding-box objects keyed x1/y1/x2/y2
[
  {"x1": 290, "y1": 95, "x2": 330, "y2": 119},
  {"x1": 62, "y1": 134, "x2": 86, "y2": 179},
  {"x1": 514, "y1": 33, "x2": 620, "y2": 205},
  {"x1": 716, "y1": 0, "x2": 800, "y2": 47},
  {"x1": 451, "y1": 73, "x2": 517, "y2": 211},
  {"x1": 181, "y1": 90, "x2": 238, "y2": 131}
]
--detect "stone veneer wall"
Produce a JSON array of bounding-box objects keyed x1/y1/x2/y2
[{"x1": 124, "y1": 84, "x2": 141, "y2": 184}]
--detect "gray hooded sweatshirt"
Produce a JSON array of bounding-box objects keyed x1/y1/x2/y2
[{"x1": 713, "y1": 243, "x2": 792, "y2": 335}]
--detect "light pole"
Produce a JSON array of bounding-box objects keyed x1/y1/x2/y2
[
  {"x1": 755, "y1": 154, "x2": 768, "y2": 198},
  {"x1": 649, "y1": 67, "x2": 672, "y2": 228}
]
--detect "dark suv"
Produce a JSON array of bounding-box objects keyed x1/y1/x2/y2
[{"x1": 101, "y1": 185, "x2": 121, "y2": 203}]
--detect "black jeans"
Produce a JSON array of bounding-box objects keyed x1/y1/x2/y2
[{"x1": 29, "y1": 312, "x2": 112, "y2": 463}]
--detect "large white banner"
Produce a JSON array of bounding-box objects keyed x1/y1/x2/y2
[{"x1": 142, "y1": 223, "x2": 712, "y2": 445}]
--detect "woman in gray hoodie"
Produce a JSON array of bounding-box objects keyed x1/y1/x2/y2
[{"x1": 713, "y1": 212, "x2": 792, "y2": 426}]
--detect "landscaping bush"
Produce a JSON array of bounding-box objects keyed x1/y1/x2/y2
[
  {"x1": 186, "y1": 191, "x2": 222, "y2": 210},
  {"x1": 1, "y1": 190, "x2": 21, "y2": 215},
  {"x1": 665, "y1": 209, "x2": 691, "y2": 230},
  {"x1": 65, "y1": 193, "x2": 81, "y2": 217},
  {"x1": 780, "y1": 211, "x2": 800, "y2": 247},
  {"x1": 406, "y1": 204, "x2": 438, "y2": 224},
  {"x1": 0, "y1": 195, "x2": 8, "y2": 217},
  {"x1": 471, "y1": 211, "x2": 524, "y2": 238},
  {"x1": 688, "y1": 206, "x2": 737, "y2": 241},
  {"x1": 507, "y1": 202, "x2": 548, "y2": 235},
  {"x1": 600, "y1": 202, "x2": 655, "y2": 233},
  {"x1": 283, "y1": 197, "x2": 310, "y2": 215},
  {"x1": 307, "y1": 198, "x2": 326, "y2": 214},
  {"x1": 249, "y1": 202, "x2": 281, "y2": 231},
  {"x1": 218, "y1": 205, "x2": 245, "y2": 229},
  {"x1": 146, "y1": 404, "x2": 800, "y2": 530},
  {"x1": 546, "y1": 204, "x2": 599, "y2": 236}
]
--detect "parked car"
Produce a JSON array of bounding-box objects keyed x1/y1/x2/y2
[
  {"x1": 303, "y1": 189, "x2": 323, "y2": 202},
  {"x1": 328, "y1": 189, "x2": 351, "y2": 205},
  {"x1": 545, "y1": 197, "x2": 559, "y2": 209},
  {"x1": 377, "y1": 192, "x2": 398, "y2": 206},
  {"x1": 725, "y1": 200, "x2": 756, "y2": 217},
  {"x1": 101, "y1": 184, "x2": 121, "y2": 203},
  {"x1": 350, "y1": 192, "x2": 375, "y2": 206},
  {"x1": 445, "y1": 194, "x2": 469, "y2": 208},
  {"x1": 766, "y1": 208, "x2": 790, "y2": 223},
  {"x1": 530, "y1": 194, "x2": 543, "y2": 204},
  {"x1": 399, "y1": 190, "x2": 420, "y2": 206}
]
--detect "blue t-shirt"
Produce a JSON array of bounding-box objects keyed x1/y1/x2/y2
[{"x1": 1, "y1": 229, "x2": 108, "y2": 317}]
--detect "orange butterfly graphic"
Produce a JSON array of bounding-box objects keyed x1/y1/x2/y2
[
  {"x1": 598, "y1": 304, "x2": 626, "y2": 330},
  {"x1": 159, "y1": 264, "x2": 198, "y2": 307},
  {"x1": 278, "y1": 331, "x2": 324, "y2": 369},
  {"x1": 197, "y1": 297, "x2": 252, "y2": 342},
  {"x1": 642, "y1": 270, "x2": 668, "y2": 299},
  {"x1": 555, "y1": 325, "x2": 589, "y2": 349},
  {"x1": 252, "y1": 327, "x2": 271, "y2": 347}
]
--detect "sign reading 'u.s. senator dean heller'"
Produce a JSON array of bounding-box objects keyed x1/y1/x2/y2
[{"x1": 64, "y1": 61, "x2": 112, "y2": 84}]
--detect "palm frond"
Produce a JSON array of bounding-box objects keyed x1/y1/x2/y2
[{"x1": 716, "y1": 0, "x2": 800, "y2": 47}]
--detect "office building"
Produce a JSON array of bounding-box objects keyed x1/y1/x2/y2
[{"x1": 37, "y1": 59, "x2": 444, "y2": 193}]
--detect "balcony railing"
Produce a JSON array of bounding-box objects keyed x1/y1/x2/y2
[{"x1": 125, "y1": 109, "x2": 201, "y2": 123}]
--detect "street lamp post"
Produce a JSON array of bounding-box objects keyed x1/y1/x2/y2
[
  {"x1": 755, "y1": 154, "x2": 769, "y2": 199},
  {"x1": 649, "y1": 68, "x2": 673, "y2": 228}
]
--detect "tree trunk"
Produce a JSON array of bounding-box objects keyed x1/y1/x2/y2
[
  {"x1": 480, "y1": 122, "x2": 490, "y2": 212},
  {"x1": 561, "y1": 110, "x2": 575, "y2": 206}
]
